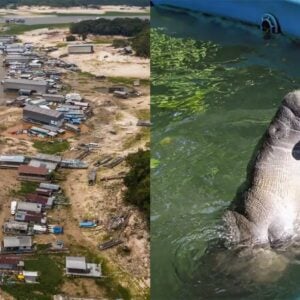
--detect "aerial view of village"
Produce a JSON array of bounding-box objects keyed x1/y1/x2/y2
[{"x1": 0, "y1": 0, "x2": 150, "y2": 299}]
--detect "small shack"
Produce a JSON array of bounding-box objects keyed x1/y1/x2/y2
[
  {"x1": 65, "y1": 256, "x2": 101, "y2": 277},
  {"x1": 39, "y1": 182, "x2": 60, "y2": 191},
  {"x1": 0, "y1": 257, "x2": 24, "y2": 271},
  {"x1": 3, "y1": 78, "x2": 48, "y2": 94},
  {"x1": 15, "y1": 211, "x2": 46, "y2": 224},
  {"x1": 0, "y1": 155, "x2": 25, "y2": 168},
  {"x1": 23, "y1": 105, "x2": 64, "y2": 127},
  {"x1": 3, "y1": 221, "x2": 29, "y2": 234},
  {"x1": 17, "y1": 201, "x2": 43, "y2": 214},
  {"x1": 22, "y1": 271, "x2": 39, "y2": 283},
  {"x1": 42, "y1": 94, "x2": 65, "y2": 103},
  {"x1": 18, "y1": 165, "x2": 49, "y2": 182},
  {"x1": 68, "y1": 44, "x2": 94, "y2": 54},
  {"x1": 2, "y1": 236, "x2": 33, "y2": 253}
]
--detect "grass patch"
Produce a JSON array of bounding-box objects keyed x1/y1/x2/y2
[
  {"x1": 4, "y1": 23, "x2": 70, "y2": 35},
  {"x1": 56, "y1": 42, "x2": 67, "y2": 48},
  {"x1": 10, "y1": 181, "x2": 39, "y2": 197},
  {"x1": 92, "y1": 37, "x2": 114, "y2": 44},
  {"x1": 103, "y1": 11, "x2": 149, "y2": 17},
  {"x1": 123, "y1": 128, "x2": 150, "y2": 149},
  {"x1": 78, "y1": 71, "x2": 95, "y2": 79},
  {"x1": 108, "y1": 76, "x2": 149, "y2": 86},
  {"x1": 2, "y1": 255, "x2": 63, "y2": 300},
  {"x1": 69, "y1": 245, "x2": 133, "y2": 300},
  {"x1": 33, "y1": 140, "x2": 70, "y2": 154},
  {"x1": 135, "y1": 109, "x2": 150, "y2": 120}
]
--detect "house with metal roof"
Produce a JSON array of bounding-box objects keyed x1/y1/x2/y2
[
  {"x1": 3, "y1": 79, "x2": 48, "y2": 93},
  {"x1": 42, "y1": 94, "x2": 65, "y2": 103},
  {"x1": 17, "y1": 201, "x2": 42, "y2": 214},
  {"x1": 34, "y1": 153, "x2": 62, "y2": 164},
  {"x1": 18, "y1": 165, "x2": 49, "y2": 182},
  {"x1": 0, "y1": 256, "x2": 24, "y2": 271},
  {"x1": 3, "y1": 220, "x2": 29, "y2": 234},
  {"x1": 4, "y1": 54, "x2": 32, "y2": 65},
  {"x1": 28, "y1": 160, "x2": 58, "y2": 173},
  {"x1": 0, "y1": 155, "x2": 26, "y2": 168},
  {"x1": 25, "y1": 194, "x2": 54, "y2": 209},
  {"x1": 68, "y1": 44, "x2": 94, "y2": 54},
  {"x1": 65, "y1": 256, "x2": 102, "y2": 277},
  {"x1": 23, "y1": 105, "x2": 64, "y2": 127},
  {"x1": 39, "y1": 183, "x2": 60, "y2": 191},
  {"x1": 2, "y1": 236, "x2": 33, "y2": 253},
  {"x1": 15, "y1": 211, "x2": 46, "y2": 224},
  {"x1": 22, "y1": 271, "x2": 39, "y2": 283}
]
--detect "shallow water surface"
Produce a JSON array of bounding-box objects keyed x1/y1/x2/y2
[{"x1": 151, "y1": 8, "x2": 300, "y2": 300}]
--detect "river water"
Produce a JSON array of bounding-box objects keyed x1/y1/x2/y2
[{"x1": 151, "y1": 7, "x2": 300, "y2": 300}]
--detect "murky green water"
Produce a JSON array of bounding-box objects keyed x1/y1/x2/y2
[{"x1": 151, "y1": 8, "x2": 300, "y2": 300}]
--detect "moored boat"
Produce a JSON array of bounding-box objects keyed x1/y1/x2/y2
[{"x1": 151, "y1": 0, "x2": 300, "y2": 39}]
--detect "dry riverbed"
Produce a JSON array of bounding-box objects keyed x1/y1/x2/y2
[{"x1": 0, "y1": 26, "x2": 150, "y2": 299}]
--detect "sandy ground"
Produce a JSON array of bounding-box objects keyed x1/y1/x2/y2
[
  {"x1": 0, "y1": 25, "x2": 150, "y2": 298},
  {"x1": 0, "y1": 5, "x2": 149, "y2": 16},
  {"x1": 19, "y1": 29, "x2": 150, "y2": 79}
]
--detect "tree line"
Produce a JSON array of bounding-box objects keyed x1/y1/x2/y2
[
  {"x1": 124, "y1": 149, "x2": 150, "y2": 220},
  {"x1": 0, "y1": 0, "x2": 149, "y2": 7},
  {"x1": 70, "y1": 17, "x2": 149, "y2": 57},
  {"x1": 70, "y1": 17, "x2": 148, "y2": 36}
]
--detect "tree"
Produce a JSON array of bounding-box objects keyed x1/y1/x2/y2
[
  {"x1": 66, "y1": 35, "x2": 76, "y2": 41},
  {"x1": 131, "y1": 27, "x2": 149, "y2": 58},
  {"x1": 124, "y1": 149, "x2": 150, "y2": 219}
]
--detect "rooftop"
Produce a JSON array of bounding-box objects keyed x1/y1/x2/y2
[
  {"x1": 24, "y1": 105, "x2": 63, "y2": 119},
  {"x1": 17, "y1": 201, "x2": 42, "y2": 213},
  {"x1": 3, "y1": 236, "x2": 32, "y2": 248},
  {"x1": 35, "y1": 153, "x2": 62, "y2": 163},
  {"x1": 18, "y1": 165, "x2": 48, "y2": 176},
  {"x1": 4, "y1": 78, "x2": 48, "y2": 86},
  {"x1": 66, "y1": 256, "x2": 86, "y2": 270},
  {"x1": 39, "y1": 183, "x2": 60, "y2": 191},
  {"x1": 68, "y1": 44, "x2": 93, "y2": 48},
  {"x1": 0, "y1": 155, "x2": 25, "y2": 163}
]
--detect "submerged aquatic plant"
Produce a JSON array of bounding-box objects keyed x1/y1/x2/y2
[{"x1": 151, "y1": 29, "x2": 221, "y2": 114}]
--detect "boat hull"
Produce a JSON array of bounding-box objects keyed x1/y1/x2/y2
[{"x1": 152, "y1": 0, "x2": 300, "y2": 39}]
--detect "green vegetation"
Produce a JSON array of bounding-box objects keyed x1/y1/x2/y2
[
  {"x1": 10, "y1": 181, "x2": 39, "y2": 196},
  {"x1": 93, "y1": 36, "x2": 114, "y2": 44},
  {"x1": 107, "y1": 76, "x2": 148, "y2": 86},
  {"x1": 70, "y1": 17, "x2": 148, "y2": 37},
  {"x1": 78, "y1": 71, "x2": 96, "y2": 78},
  {"x1": 151, "y1": 28, "x2": 220, "y2": 114},
  {"x1": 103, "y1": 11, "x2": 148, "y2": 16},
  {"x1": 56, "y1": 42, "x2": 67, "y2": 48},
  {"x1": 66, "y1": 34, "x2": 76, "y2": 41},
  {"x1": 33, "y1": 140, "x2": 70, "y2": 154},
  {"x1": 70, "y1": 17, "x2": 149, "y2": 57},
  {"x1": 136, "y1": 108, "x2": 150, "y2": 120},
  {"x1": 4, "y1": 23, "x2": 70, "y2": 35},
  {"x1": 112, "y1": 38, "x2": 130, "y2": 48},
  {"x1": 132, "y1": 26, "x2": 149, "y2": 57},
  {"x1": 0, "y1": 0, "x2": 149, "y2": 7},
  {"x1": 123, "y1": 128, "x2": 149, "y2": 149},
  {"x1": 69, "y1": 245, "x2": 133, "y2": 300},
  {"x1": 2, "y1": 255, "x2": 63, "y2": 300},
  {"x1": 124, "y1": 149, "x2": 150, "y2": 218}
]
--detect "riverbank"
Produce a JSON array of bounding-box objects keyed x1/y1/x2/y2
[
  {"x1": 18, "y1": 28, "x2": 150, "y2": 79},
  {"x1": 0, "y1": 23, "x2": 150, "y2": 299}
]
